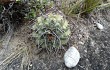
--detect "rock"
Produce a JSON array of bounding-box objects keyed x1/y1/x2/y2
[
  {"x1": 64, "y1": 47, "x2": 80, "y2": 68},
  {"x1": 96, "y1": 22, "x2": 104, "y2": 30}
]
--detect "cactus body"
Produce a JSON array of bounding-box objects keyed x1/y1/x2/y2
[{"x1": 32, "y1": 13, "x2": 71, "y2": 49}]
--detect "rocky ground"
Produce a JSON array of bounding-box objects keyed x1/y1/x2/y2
[{"x1": 0, "y1": 7, "x2": 110, "y2": 70}]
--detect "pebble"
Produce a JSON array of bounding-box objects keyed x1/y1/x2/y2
[
  {"x1": 96, "y1": 22, "x2": 104, "y2": 30},
  {"x1": 30, "y1": 64, "x2": 33, "y2": 67},
  {"x1": 64, "y1": 47, "x2": 80, "y2": 68}
]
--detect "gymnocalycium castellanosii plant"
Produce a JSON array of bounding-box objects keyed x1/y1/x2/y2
[{"x1": 32, "y1": 13, "x2": 71, "y2": 49}]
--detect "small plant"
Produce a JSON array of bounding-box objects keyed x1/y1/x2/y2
[
  {"x1": 80, "y1": 0, "x2": 102, "y2": 14},
  {"x1": 25, "y1": 0, "x2": 54, "y2": 19},
  {"x1": 32, "y1": 13, "x2": 71, "y2": 49}
]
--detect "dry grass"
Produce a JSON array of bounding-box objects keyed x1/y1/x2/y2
[{"x1": 59, "y1": 0, "x2": 110, "y2": 16}]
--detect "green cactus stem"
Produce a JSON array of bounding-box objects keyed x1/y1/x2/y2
[{"x1": 32, "y1": 13, "x2": 71, "y2": 49}]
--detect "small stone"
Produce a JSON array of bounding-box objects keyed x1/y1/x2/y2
[
  {"x1": 30, "y1": 64, "x2": 33, "y2": 67},
  {"x1": 79, "y1": 41, "x2": 84, "y2": 45},
  {"x1": 64, "y1": 47, "x2": 80, "y2": 68},
  {"x1": 96, "y1": 22, "x2": 104, "y2": 30}
]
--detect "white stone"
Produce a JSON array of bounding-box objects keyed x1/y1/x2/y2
[
  {"x1": 96, "y1": 22, "x2": 104, "y2": 30},
  {"x1": 64, "y1": 47, "x2": 80, "y2": 68}
]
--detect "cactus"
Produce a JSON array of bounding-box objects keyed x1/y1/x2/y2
[{"x1": 32, "y1": 13, "x2": 71, "y2": 49}]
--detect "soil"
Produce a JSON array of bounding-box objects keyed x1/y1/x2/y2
[{"x1": 0, "y1": 8, "x2": 110, "y2": 70}]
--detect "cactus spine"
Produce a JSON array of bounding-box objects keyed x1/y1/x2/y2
[{"x1": 32, "y1": 13, "x2": 71, "y2": 49}]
